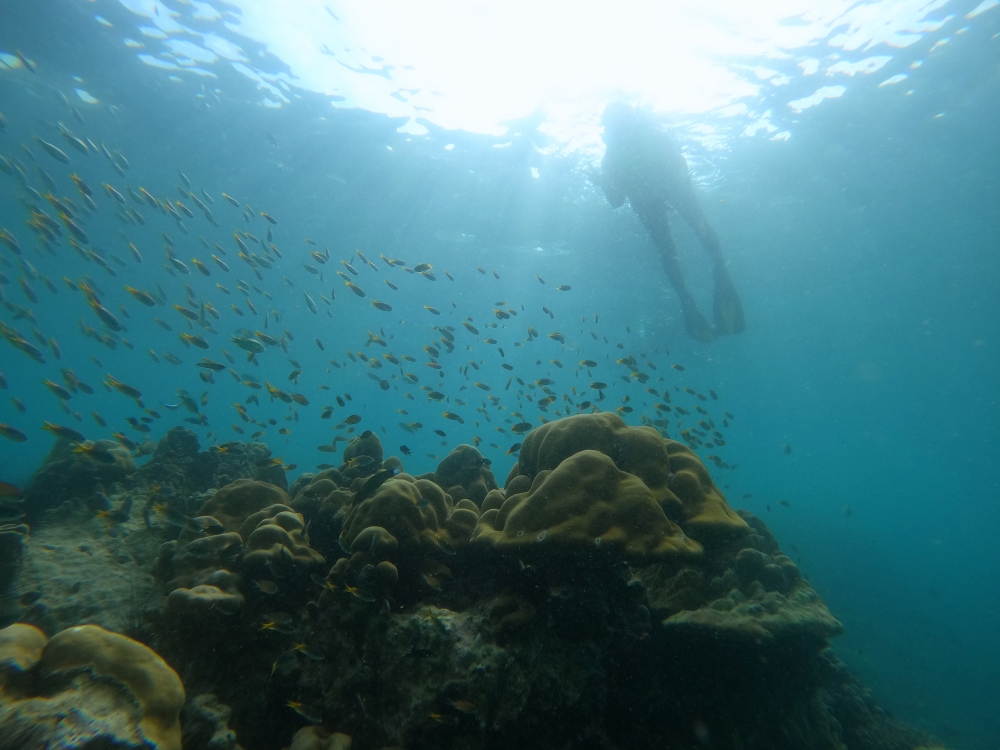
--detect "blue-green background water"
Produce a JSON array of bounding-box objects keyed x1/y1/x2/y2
[{"x1": 1, "y1": 1, "x2": 998, "y2": 748}]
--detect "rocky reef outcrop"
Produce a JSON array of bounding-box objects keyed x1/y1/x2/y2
[{"x1": 0, "y1": 416, "x2": 945, "y2": 750}]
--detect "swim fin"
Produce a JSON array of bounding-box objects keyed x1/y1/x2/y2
[
  {"x1": 680, "y1": 295, "x2": 715, "y2": 342},
  {"x1": 712, "y1": 266, "x2": 745, "y2": 335}
]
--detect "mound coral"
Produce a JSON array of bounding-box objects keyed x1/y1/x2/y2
[
  {"x1": 641, "y1": 511, "x2": 844, "y2": 643},
  {"x1": 473, "y1": 449, "x2": 702, "y2": 560},
  {"x1": 508, "y1": 412, "x2": 748, "y2": 539},
  {"x1": 0, "y1": 623, "x2": 185, "y2": 750},
  {"x1": 158, "y1": 482, "x2": 324, "y2": 625},
  {"x1": 432, "y1": 444, "x2": 499, "y2": 506},
  {"x1": 339, "y1": 476, "x2": 477, "y2": 556},
  {"x1": 241, "y1": 505, "x2": 325, "y2": 569},
  {"x1": 185, "y1": 478, "x2": 291, "y2": 538},
  {"x1": 339, "y1": 430, "x2": 384, "y2": 482}
]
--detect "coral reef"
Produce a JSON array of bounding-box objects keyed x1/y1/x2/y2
[{"x1": 0, "y1": 415, "x2": 946, "y2": 750}]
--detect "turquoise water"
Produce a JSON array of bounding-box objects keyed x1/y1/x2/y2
[{"x1": 1, "y1": 1, "x2": 998, "y2": 748}]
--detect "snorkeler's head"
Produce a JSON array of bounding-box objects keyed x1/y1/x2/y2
[{"x1": 601, "y1": 102, "x2": 640, "y2": 144}]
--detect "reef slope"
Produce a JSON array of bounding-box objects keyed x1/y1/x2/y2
[{"x1": 0, "y1": 419, "x2": 944, "y2": 750}]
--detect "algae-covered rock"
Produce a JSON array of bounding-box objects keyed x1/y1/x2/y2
[
  {"x1": 0, "y1": 523, "x2": 28, "y2": 618},
  {"x1": 473, "y1": 450, "x2": 703, "y2": 561},
  {"x1": 21, "y1": 437, "x2": 137, "y2": 522}
]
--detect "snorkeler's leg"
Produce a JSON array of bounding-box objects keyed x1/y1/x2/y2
[
  {"x1": 673, "y1": 192, "x2": 745, "y2": 335},
  {"x1": 633, "y1": 198, "x2": 715, "y2": 342},
  {"x1": 711, "y1": 264, "x2": 745, "y2": 334}
]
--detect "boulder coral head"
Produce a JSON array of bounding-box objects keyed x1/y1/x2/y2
[
  {"x1": 339, "y1": 430, "x2": 384, "y2": 482},
  {"x1": 433, "y1": 443, "x2": 498, "y2": 506},
  {"x1": 473, "y1": 449, "x2": 703, "y2": 561},
  {"x1": 339, "y1": 475, "x2": 473, "y2": 557},
  {"x1": 184, "y1": 478, "x2": 291, "y2": 539},
  {"x1": 509, "y1": 411, "x2": 748, "y2": 540},
  {"x1": 0, "y1": 623, "x2": 185, "y2": 750}
]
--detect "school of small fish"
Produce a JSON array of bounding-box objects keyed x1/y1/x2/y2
[{"x1": 0, "y1": 65, "x2": 740, "y2": 489}]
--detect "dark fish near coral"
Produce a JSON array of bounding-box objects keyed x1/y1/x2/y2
[
  {"x1": 270, "y1": 651, "x2": 297, "y2": 677},
  {"x1": 97, "y1": 495, "x2": 133, "y2": 524},
  {"x1": 285, "y1": 701, "x2": 322, "y2": 723},
  {"x1": 354, "y1": 467, "x2": 400, "y2": 504},
  {"x1": 0, "y1": 423, "x2": 28, "y2": 442},
  {"x1": 186, "y1": 516, "x2": 225, "y2": 535},
  {"x1": 72, "y1": 441, "x2": 118, "y2": 464},
  {"x1": 151, "y1": 502, "x2": 190, "y2": 528},
  {"x1": 41, "y1": 421, "x2": 85, "y2": 442},
  {"x1": 291, "y1": 642, "x2": 325, "y2": 661}
]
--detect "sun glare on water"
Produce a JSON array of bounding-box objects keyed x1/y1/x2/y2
[{"x1": 103, "y1": 0, "x2": 986, "y2": 148}]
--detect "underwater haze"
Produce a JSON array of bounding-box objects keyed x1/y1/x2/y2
[{"x1": 0, "y1": 1, "x2": 998, "y2": 749}]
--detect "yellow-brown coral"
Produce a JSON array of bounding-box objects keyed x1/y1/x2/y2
[
  {"x1": 434, "y1": 444, "x2": 498, "y2": 506},
  {"x1": 339, "y1": 476, "x2": 476, "y2": 555},
  {"x1": 241, "y1": 505, "x2": 325, "y2": 569},
  {"x1": 473, "y1": 450, "x2": 702, "y2": 560},
  {"x1": 0, "y1": 625, "x2": 184, "y2": 750},
  {"x1": 510, "y1": 412, "x2": 747, "y2": 538},
  {"x1": 183, "y1": 479, "x2": 290, "y2": 542},
  {"x1": 0, "y1": 623, "x2": 47, "y2": 672}
]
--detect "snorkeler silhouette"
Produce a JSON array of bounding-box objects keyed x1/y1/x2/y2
[{"x1": 599, "y1": 102, "x2": 745, "y2": 341}]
